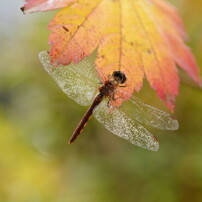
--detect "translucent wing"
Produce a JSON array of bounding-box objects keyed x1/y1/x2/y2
[
  {"x1": 39, "y1": 50, "x2": 100, "y2": 106},
  {"x1": 117, "y1": 90, "x2": 179, "y2": 130},
  {"x1": 93, "y1": 100, "x2": 159, "y2": 151}
]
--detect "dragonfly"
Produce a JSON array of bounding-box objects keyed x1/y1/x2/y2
[{"x1": 39, "y1": 27, "x2": 179, "y2": 151}]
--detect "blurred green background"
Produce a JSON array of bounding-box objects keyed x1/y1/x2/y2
[{"x1": 0, "y1": 0, "x2": 202, "y2": 201}]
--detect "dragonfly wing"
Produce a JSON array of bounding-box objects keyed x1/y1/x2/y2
[
  {"x1": 120, "y1": 96, "x2": 179, "y2": 130},
  {"x1": 39, "y1": 51, "x2": 100, "y2": 106},
  {"x1": 93, "y1": 100, "x2": 159, "y2": 151}
]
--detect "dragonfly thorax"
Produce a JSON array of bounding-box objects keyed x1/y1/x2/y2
[{"x1": 99, "y1": 71, "x2": 127, "y2": 98}]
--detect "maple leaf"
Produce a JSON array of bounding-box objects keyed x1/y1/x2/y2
[{"x1": 22, "y1": 0, "x2": 201, "y2": 112}]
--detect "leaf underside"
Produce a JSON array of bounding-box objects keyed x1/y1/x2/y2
[{"x1": 22, "y1": 0, "x2": 201, "y2": 112}]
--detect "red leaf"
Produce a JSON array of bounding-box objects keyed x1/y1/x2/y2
[
  {"x1": 21, "y1": 0, "x2": 76, "y2": 14},
  {"x1": 150, "y1": 0, "x2": 201, "y2": 85}
]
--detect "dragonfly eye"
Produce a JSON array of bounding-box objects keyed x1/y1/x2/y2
[{"x1": 112, "y1": 71, "x2": 127, "y2": 84}]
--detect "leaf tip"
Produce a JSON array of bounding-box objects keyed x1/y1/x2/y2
[{"x1": 20, "y1": 6, "x2": 25, "y2": 14}]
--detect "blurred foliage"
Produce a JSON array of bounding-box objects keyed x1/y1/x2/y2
[{"x1": 0, "y1": 0, "x2": 201, "y2": 201}]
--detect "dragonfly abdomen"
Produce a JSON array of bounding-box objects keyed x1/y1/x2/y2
[{"x1": 69, "y1": 94, "x2": 103, "y2": 144}]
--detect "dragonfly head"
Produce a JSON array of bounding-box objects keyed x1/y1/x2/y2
[{"x1": 112, "y1": 71, "x2": 126, "y2": 84}]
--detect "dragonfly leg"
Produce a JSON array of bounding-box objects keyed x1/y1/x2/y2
[
  {"x1": 107, "y1": 96, "x2": 114, "y2": 108},
  {"x1": 112, "y1": 94, "x2": 124, "y2": 101},
  {"x1": 119, "y1": 84, "x2": 127, "y2": 87},
  {"x1": 107, "y1": 99, "x2": 110, "y2": 108},
  {"x1": 112, "y1": 93, "x2": 116, "y2": 101}
]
